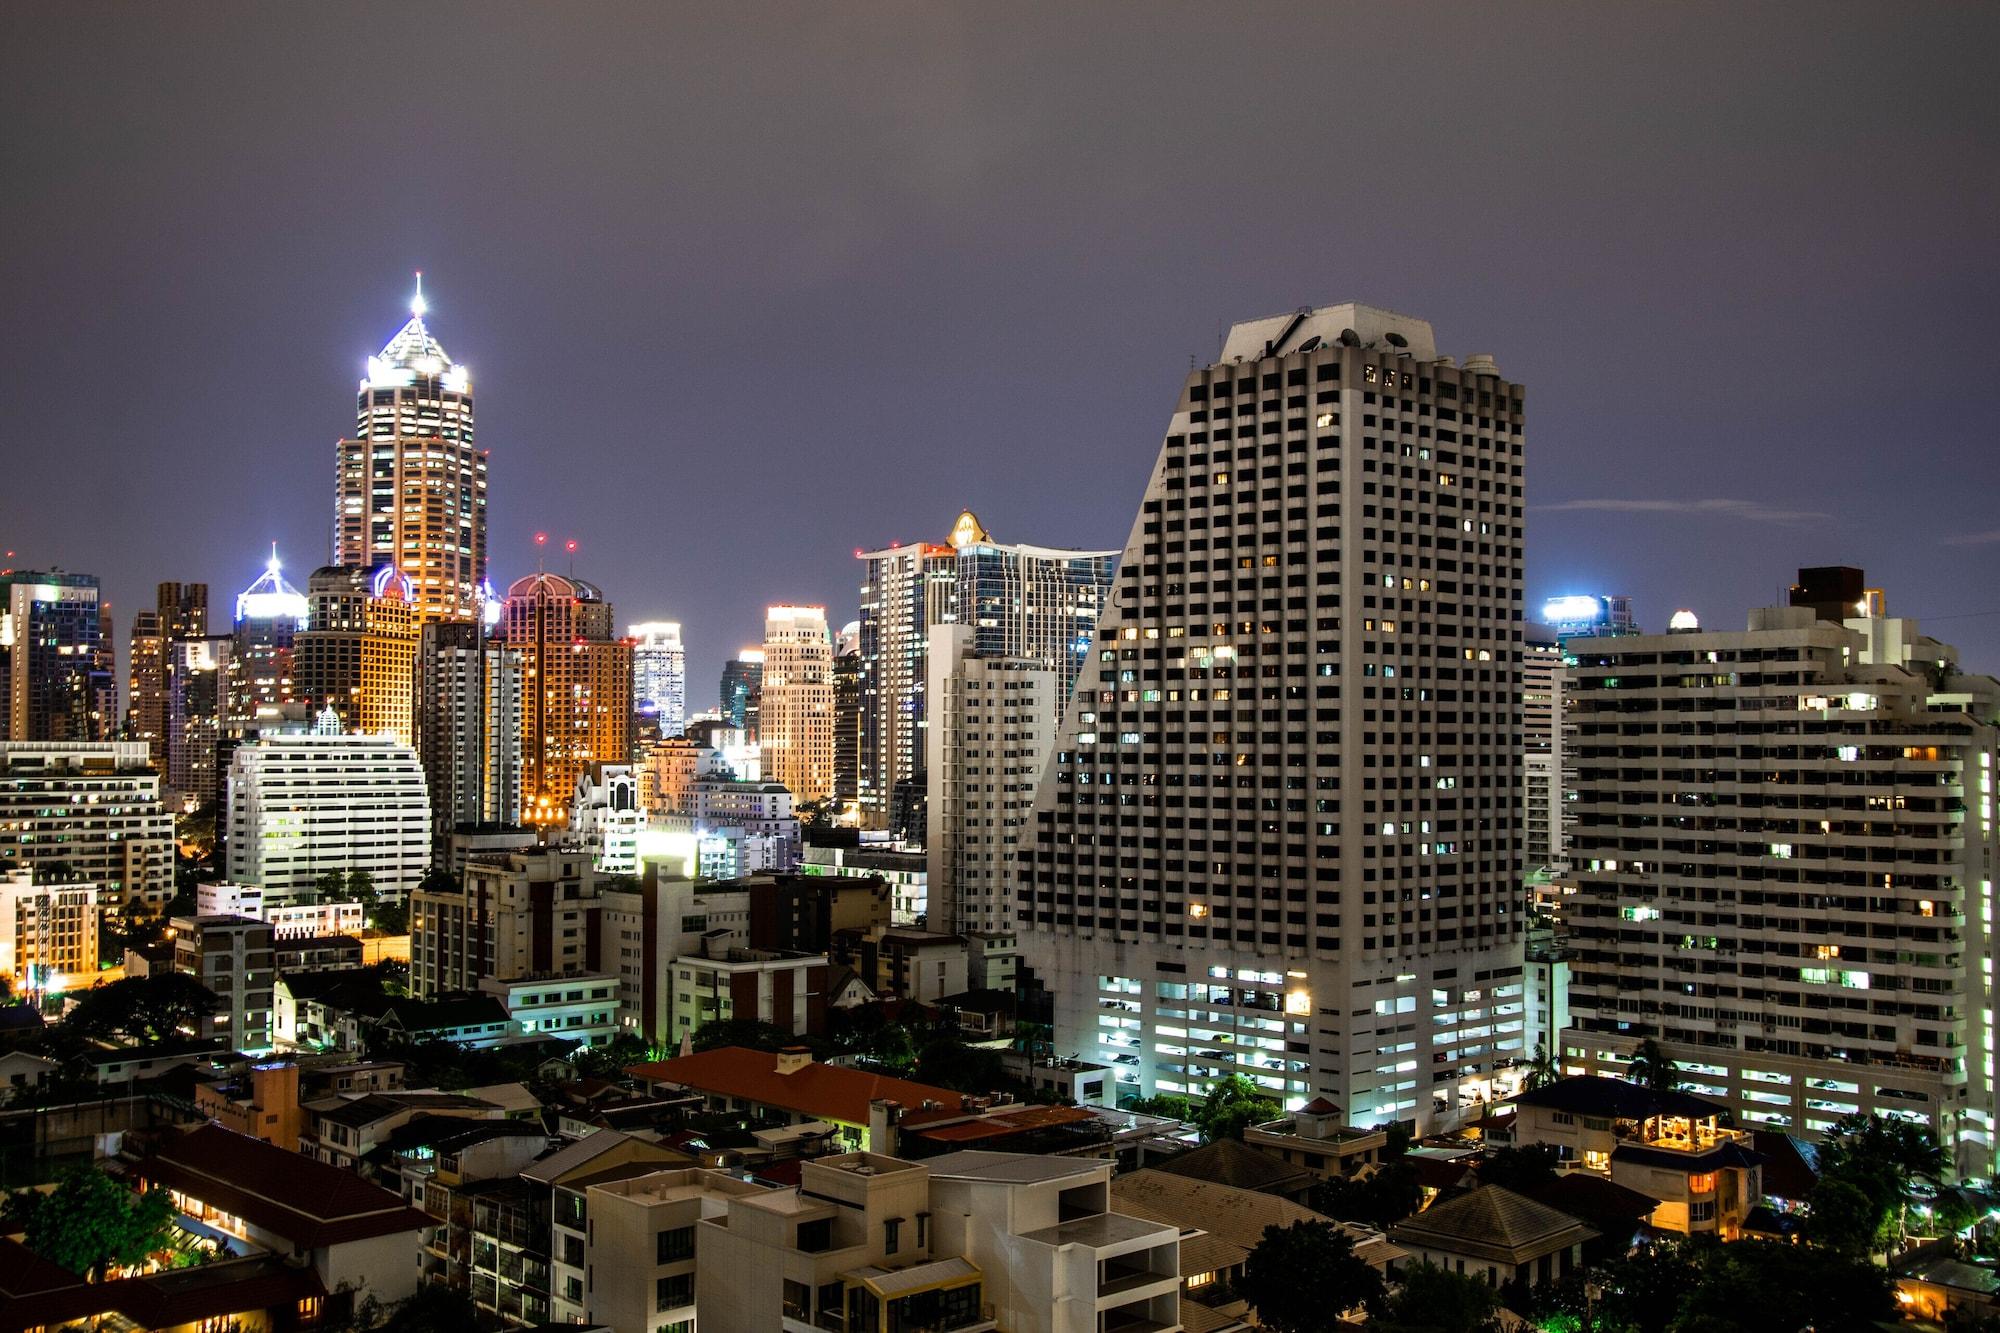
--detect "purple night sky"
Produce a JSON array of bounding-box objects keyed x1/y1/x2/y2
[{"x1": 4, "y1": 4, "x2": 1997, "y2": 696}]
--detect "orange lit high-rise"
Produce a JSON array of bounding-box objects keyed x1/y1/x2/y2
[{"x1": 504, "y1": 572, "x2": 632, "y2": 827}]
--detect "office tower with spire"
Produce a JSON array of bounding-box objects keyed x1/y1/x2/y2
[
  {"x1": 1, "y1": 572, "x2": 116, "y2": 743},
  {"x1": 760, "y1": 607, "x2": 834, "y2": 804},
  {"x1": 504, "y1": 572, "x2": 633, "y2": 828},
  {"x1": 227, "y1": 546, "x2": 308, "y2": 727},
  {"x1": 629, "y1": 622, "x2": 687, "y2": 739},
  {"x1": 1019, "y1": 304, "x2": 1528, "y2": 1130},
  {"x1": 857, "y1": 512, "x2": 1115, "y2": 838},
  {"x1": 335, "y1": 276, "x2": 487, "y2": 623}
]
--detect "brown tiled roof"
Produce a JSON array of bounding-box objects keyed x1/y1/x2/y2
[
  {"x1": 1390, "y1": 1184, "x2": 1598, "y2": 1266},
  {"x1": 136, "y1": 1124, "x2": 431, "y2": 1249},
  {"x1": 1152, "y1": 1138, "x2": 1311, "y2": 1195},
  {"x1": 1522, "y1": 1172, "x2": 1660, "y2": 1225},
  {"x1": 905, "y1": 1104, "x2": 1096, "y2": 1143},
  {"x1": 0, "y1": 1237, "x2": 100, "y2": 1332},
  {"x1": 627, "y1": 1048, "x2": 962, "y2": 1128}
]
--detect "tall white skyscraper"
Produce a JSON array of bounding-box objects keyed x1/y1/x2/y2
[
  {"x1": 1019, "y1": 304, "x2": 1528, "y2": 1131},
  {"x1": 1561, "y1": 571, "x2": 2000, "y2": 1177},
  {"x1": 629, "y1": 621, "x2": 687, "y2": 737},
  {"x1": 1522, "y1": 624, "x2": 1568, "y2": 878}
]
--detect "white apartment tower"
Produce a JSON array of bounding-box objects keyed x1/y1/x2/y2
[
  {"x1": 760, "y1": 607, "x2": 835, "y2": 803},
  {"x1": 0, "y1": 742, "x2": 174, "y2": 906},
  {"x1": 225, "y1": 733, "x2": 431, "y2": 905},
  {"x1": 335, "y1": 278, "x2": 488, "y2": 623},
  {"x1": 1523, "y1": 625, "x2": 1569, "y2": 877},
  {"x1": 927, "y1": 623, "x2": 1062, "y2": 936},
  {"x1": 1019, "y1": 304, "x2": 1528, "y2": 1131},
  {"x1": 1560, "y1": 570, "x2": 2000, "y2": 1176},
  {"x1": 630, "y1": 621, "x2": 688, "y2": 738}
]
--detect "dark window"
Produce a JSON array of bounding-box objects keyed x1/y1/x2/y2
[{"x1": 656, "y1": 1225, "x2": 695, "y2": 1264}]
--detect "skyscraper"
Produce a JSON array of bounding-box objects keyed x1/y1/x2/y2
[
  {"x1": 1522, "y1": 624, "x2": 1568, "y2": 878},
  {"x1": 1560, "y1": 576, "x2": 2000, "y2": 1176},
  {"x1": 293, "y1": 564, "x2": 370, "y2": 727},
  {"x1": 135, "y1": 584, "x2": 209, "y2": 761},
  {"x1": 225, "y1": 733, "x2": 430, "y2": 905},
  {"x1": 1, "y1": 571, "x2": 116, "y2": 743},
  {"x1": 759, "y1": 606, "x2": 834, "y2": 804},
  {"x1": 856, "y1": 539, "x2": 957, "y2": 832},
  {"x1": 357, "y1": 565, "x2": 419, "y2": 746},
  {"x1": 504, "y1": 572, "x2": 633, "y2": 828},
  {"x1": 855, "y1": 512, "x2": 1116, "y2": 838},
  {"x1": 334, "y1": 277, "x2": 487, "y2": 623},
  {"x1": 1019, "y1": 304, "x2": 1528, "y2": 1130},
  {"x1": 417, "y1": 617, "x2": 524, "y2": 849},
  {"x1": 165, "y1": 634, "x2": 230, "y2": 808},
  {"x1": 227, "y1": 546, "x2": 308, "y2": 727},
  {"x1": 720, "y1": 650, "x2": 764, "y2": 737},
  {"x1": 629, "y1": 621, "x2": 687, "y2": 738},
  {"x1": 833, "y1": 620, "x2": 862, "y2": 820}
]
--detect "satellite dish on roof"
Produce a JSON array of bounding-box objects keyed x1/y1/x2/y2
[
  {"x1": 1384, "y1": 331, "x2": 1408, "y2": 348},
  {"x1": 1339, "y1": 328, "x2": 1360, "y2": 346},
  {"x1": 1296, "y1": 335, "x2": 1322, "y2": 354}
]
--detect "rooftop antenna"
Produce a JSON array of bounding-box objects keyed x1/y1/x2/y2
[{"x1": 411, "y1": 270, "x2": 427, "y2": 319}]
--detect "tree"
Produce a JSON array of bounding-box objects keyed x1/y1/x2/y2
[
  {"x1": 1127, "y1": 1092, "x2": 1197, "y2": 1122},
  {"x1": 64, "y1": 973, "x2": 219, "y2": 1046},
  {"x1": 1672, "y1": 1236, "x2": 1895, "y2": 1332},
  {"x1": 1476, "y1": 1143, "x2": 1561, "y2": 1194},
  {"x1": 1194, "y1": 1074, "x2": 1280, "y2": 1142},
  {"x1": 312, "y1": 869, "x2": 347, "y2": 902},
  {"x1": 691, "y1": 1017, "x2": 807, "y2": 1055},
  {"x1": 1374, "y1": 1260, "x2": 1503, "y2": 1333},
  {"x1": 1312, "y1": 1159, "x2": 1421, "y2": 1228},
  {"x1": 1237, "y1": 1220, "x2": 1385, "y2": 1332},
  {"x1": 1593, "y1": 1239, "x2": 1702, "y2": 1333},
  {"x1": 1624, "y1": 1038, "x2": 1680, "y2": 1094},
  {"x1": 1523, "y1": 1042, "x2": 1560, "y2": 1092},
  {"x1": 570, "y1": 1031, "x2": 655, "y2": 1079},
  {"x1": 22, "y1": 1164, "x2": 175, "y2": 1280},
  {"x1": 1815, "y1": 1111, "x2": 1945, "y2": 1250},
  {"x1": 374, "y1": 1282, "x2": 483, "y2": 1331},
  {"x1": 913, "y1": 1037, "x2": 1005, "y2": 1094},
  {"x1": 1803, "y1": 1178, "x2": 1880, "y2": 1258}
]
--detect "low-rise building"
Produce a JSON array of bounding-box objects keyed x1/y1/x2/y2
[
  {"x1": 629, "y1": 1046, "x2": 964, "y2": 1152},
  {"x1": 197, "y1": 881, "x2": 365, "y2": 940},
  {"x1": 477, "y1": 972, "x2": 619, "y2": 1047},
  {"x1": 133, "y1": 1123, "x2": 429, "y2": 1306},
  {"x1": 192, "y1": 1060, "x2": 303, "y2": 1147},
  {"x1": 1240, "y1": 1099, "x2": 1392, "y2": 1184},
  {"x1": 1388, "y1": 1184, "x2": 1595, "y2": 1291},
  {"x1": 574, "y1": 1167, "x2": 773, "y2": 1333},
  {"x1": 670, "y1": 947, "x2": 828, "y2": 1049},
  {"x1": 0, "y1": 870, "x2": 99, "y2": 994},
  {"x1": 1484, "y1": 1077, "x2": 1763, "y2": 1238},
  {"x1": 801, "y1": 841, "x2": 927, "y2": 926},
  {"x1": 696, "y1": 1150, "x2": 1181, "y2": 1333},
  {"x1": 837, "y1": 926, "x2": 968, "y2": 1006}
]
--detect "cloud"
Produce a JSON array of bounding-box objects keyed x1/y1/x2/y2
[
  {"x1": 1943, "y1": 530, "x2": 2000, "y2": 547},
  {"x1": 1534, "y1": 497, "x2": 1828, "y2": 524}
]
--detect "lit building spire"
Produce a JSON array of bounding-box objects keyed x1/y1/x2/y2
[{"x1": 411, "y1": 270, "x2": 427, "y2": 319}]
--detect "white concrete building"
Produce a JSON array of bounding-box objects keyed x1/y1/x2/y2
[
  {"x1": 225, "y1": 734, "x2": 429, "y2": 905},
  {"x1": 696, "y1": 1149, "x2": 1179, "y2": 1333},
  {"x1": 195, "y1": 881, "x2": 365, "y2": 940},
  {"x1": 927, "y1": 623, "x2": 1061, "y2": 937},
  {"x1": 0, "y1": 741, "x2": 174, "y2": 906},
  {"x1": 1020, "y1": 303, "x2": 1528, "y2": 1130},
  {"x1": 477, "y1": 972, "x2": 619, "y2": 1047},
  {"x1": 1561, "y1": 572, "x2": 2000, "y2": 1175},
  {"x1": 1523, "y1": 624, "x2": 1569, "y2": 877},
  {"x1": 570, "y1": 763, "x2": 641, "y2": 873},
  {"x1": 577, "y1": 1168, "x2": 770, "y2": 1333},
  {"x1": 801, "y1": 841, "x2": 927, "y2": 926}
]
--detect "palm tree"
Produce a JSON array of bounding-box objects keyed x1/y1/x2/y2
[
  {"x1": 1625, "y1": 1038, "x2": 1680, "y2": 1093},
  {"x1": 1523, "y1": 1043, "x2": 1559, "y2": 1091}
]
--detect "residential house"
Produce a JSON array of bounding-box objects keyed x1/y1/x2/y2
[{"x1": 1388, "y1": 1185, "x2": 1595, "y2": 1291}]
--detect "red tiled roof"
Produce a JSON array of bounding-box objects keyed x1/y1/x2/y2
[
  {"x1": 627, "y1": 1048, "x2": 962, "y2": 1128},
  {"x1": 907, "y1": 1105, "x2": 1096, "y2": 1144},
  {"x1": 1300, "y1": 1096, "x2": 1342, "y2": 1115},
  {"x1": 136, "y1": 1124, "x2": 431, "y2": 1250}
]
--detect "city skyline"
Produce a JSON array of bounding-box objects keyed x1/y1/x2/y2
[{"x1": 5, "y1": 5, "x2": 1996, "y2": 701}]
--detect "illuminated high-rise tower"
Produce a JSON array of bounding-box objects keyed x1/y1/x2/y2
[
  {"x1": 1020, "y1": 304, "x2": 1528, "y2": 1131},
  {"x1": 504, "y1": 572, "x2": 632, "y2": 827},
  {"x1": 335, "y1": 276, "x2": 488, "y2": 623},
  {"x1": 760, "y1": 606, "x2": 834, "y2": 804}
]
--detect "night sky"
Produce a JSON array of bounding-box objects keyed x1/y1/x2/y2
[{"x1": 5, "y1": 4, "x2": 1997, "y2": 699}]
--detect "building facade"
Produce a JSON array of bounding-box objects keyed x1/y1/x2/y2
[
  {"x1": 630, "y1": 621, "x2": 687, "y2": 740},
  {"x1": 0, "y1": 870, "x2": 101, "y2": 992},
  {"x1": 1020, "y1": 304, "x2": 1529, "y2": 1130},
  {"x1": 720, "y1": 649, "x2": 763, "y2": 739},
  {"x1": 927, "y1": 623, "x2": 1062, "y2": 937},
  {"x1": 126, "y1": 580, "x2": 208, "y2": 764},
  {"x1": 334, "y1": 280, "x2": 488, "y2": 624},
  {"x1": 1560, "y1": 581, "x2": 2000, "y2": 1175},
  {"x1": 227, "y1": 547, "x2": 308, "y2": 729},
  {"x1": 2, "y1": 571, "x2": 115, "y2": 743},
  {"x1": 761, "y1": 607, "x2": 834, "y2": 804},
  {"x1": 416, "y1": 618, "x2": 524, "y2": 851},
  {"x1": 0, "y1": 741, "x2": 173, "y2": 906},
  {"x1": 504, "y1": 572, "x2": 633, "y2": 829},
  {"x1": 224, "y1": 734, "x2": 430, "y2": 905}
]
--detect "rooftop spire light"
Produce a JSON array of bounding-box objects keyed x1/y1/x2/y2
[{"x1": 411, "y1": 270, "x2": 427, "y2": 319}]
